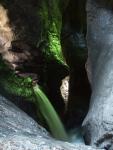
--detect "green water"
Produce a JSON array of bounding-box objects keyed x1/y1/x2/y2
[{"x1": 33, "y1": 85, "x2": 68, "y2": 141}]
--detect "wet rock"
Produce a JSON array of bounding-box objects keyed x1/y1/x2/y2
[{"x1": 0, "y1": 94, "x2": 100, "y2": 150}]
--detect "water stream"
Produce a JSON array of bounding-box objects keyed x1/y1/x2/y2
[{"x1": 33, "y1": 84, "x2": 68, "y2": 141}]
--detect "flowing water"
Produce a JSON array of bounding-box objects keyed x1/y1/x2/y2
[{"x1": 33, "y1": 84, "x2": 69, "y2": 141}]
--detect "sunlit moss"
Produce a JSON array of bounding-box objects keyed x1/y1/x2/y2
[
  {"x1": 48, "y1": 22, "x2": 64, "y2": 63},
  {"x1": 38, "y1": 0, "x2": 66, "y2": 65}
]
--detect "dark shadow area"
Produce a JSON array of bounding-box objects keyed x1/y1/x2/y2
[{"x1": 61, "y1": 0, "x2": 91, "y2": 129}]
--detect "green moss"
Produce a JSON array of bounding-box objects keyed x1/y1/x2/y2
[
  {"x1": 0, "y1": 58, "x2": 34, "y2": 101},
  {"x1": 38, "y1": 0, "x2": 65, "y2": 65},
  {"x1": 48, "y1": 22, "x2": 64, "y2": 63}
]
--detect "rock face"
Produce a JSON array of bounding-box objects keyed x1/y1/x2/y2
[
  {"x1": 82, "y1": 0, "x2": 113, "y2": 149},
  {"x1": 0, "y1": 94, "x2": 100, "y2": 150}
]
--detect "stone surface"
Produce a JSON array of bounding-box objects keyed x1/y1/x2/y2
[
  {"x1": 0, "y1": 94, "x2": 100, "y2": 150},
  {"x1": 60, "y1": 76, "x2": 69, "y2": 109},
  {"x1": 82, "y1": 0, "x2": 113, "y2": 149}
]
